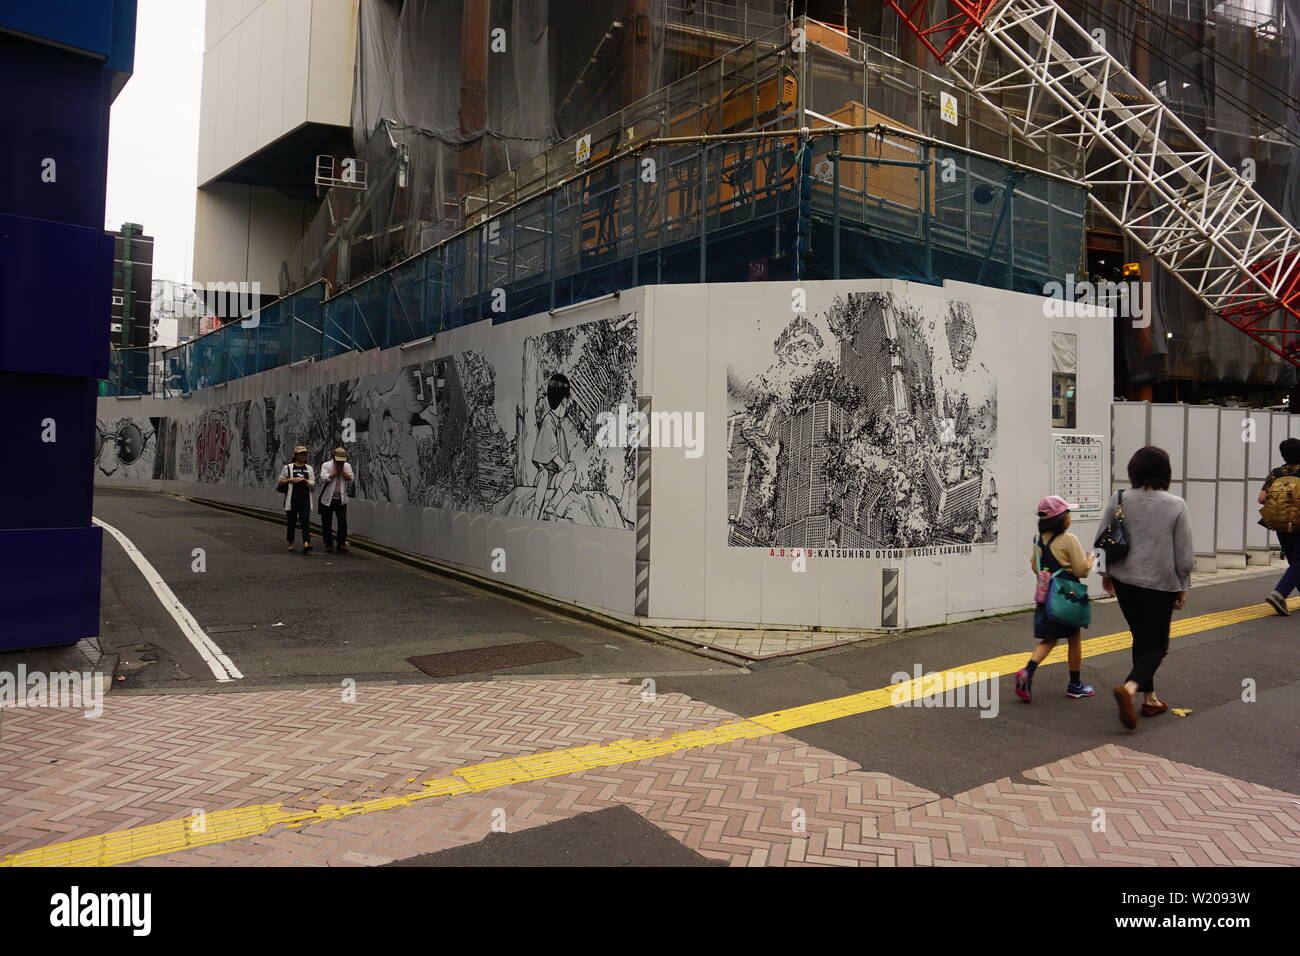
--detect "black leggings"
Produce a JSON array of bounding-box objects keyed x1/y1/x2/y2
[
  {"x1": 285, "y1": 498, "x2": 311, "y2": 544},
  {"x1": 1112, "y1": 579, "x2": 1178, "y2": 692}
]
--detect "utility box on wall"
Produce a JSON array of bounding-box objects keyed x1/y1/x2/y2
[{"x1": 0, "y1": 2, "x2": 137, "y2": 649}]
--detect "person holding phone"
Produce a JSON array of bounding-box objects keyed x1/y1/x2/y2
[
  {"x1": 319, "y1": 446, "x2": 354, "y2": 553},
  {"x1": 277, "y1": 444, "x2": 315, "y2": 553}
]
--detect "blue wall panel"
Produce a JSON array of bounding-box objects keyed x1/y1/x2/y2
[
  {"x1": 0, "y1": 213, "x2": 112, "y2": 380},
  {"x1": 0, "y1": 526, "x2": 102, "y2": 649},
  {"x1": 0, "y1": 1, "x2": 134, "y2": 647},
  {"x1": 0, "y1": 0, "x2": 115, "y2": 58},
  {"x1": 0, "y1": 32, "x2": 112, "y2": 229},
  {"x1": 0, "y1": 373, "x2": 96, "y2": 530}
]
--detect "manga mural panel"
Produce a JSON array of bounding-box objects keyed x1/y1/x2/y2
[{"x1": 96, "y1": 314, "x2": 638, "y2": 533}]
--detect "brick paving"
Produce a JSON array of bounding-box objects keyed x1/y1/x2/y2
[
  {"x1": 2, "y1": 680, "x2": 1297, "y2": 867},
  {"x1": 0, "y1": 679, "x2": 733, "y2": 856}
]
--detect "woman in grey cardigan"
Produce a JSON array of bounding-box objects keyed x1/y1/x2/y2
[{"x1": 1098, "y1": 446, "x2": 1195, "y2": 730}]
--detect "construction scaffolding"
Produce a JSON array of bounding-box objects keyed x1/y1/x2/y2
[
  {"x1": 99, "y1": 13, "x2": 1094, "y2": 398},
  {"x1": 283, "y1": 2, "x2": 1083, "y2": 293}
]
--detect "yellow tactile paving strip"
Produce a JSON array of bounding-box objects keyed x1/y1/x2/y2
[{"x1": 3, "y1": 597, "x2": 1290, "y2": 868}]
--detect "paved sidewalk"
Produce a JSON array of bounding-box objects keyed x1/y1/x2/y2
[
  {"x1": 650, "y1": 558, "x2": 1293, "y2": 661},
  {"x1": 2, "y1": 676, "x2": 1295, "y2": 867}
]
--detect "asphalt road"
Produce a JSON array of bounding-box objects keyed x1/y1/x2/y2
[{"x1": 91, "y1": 488, "x2": 737, "y2": 690}]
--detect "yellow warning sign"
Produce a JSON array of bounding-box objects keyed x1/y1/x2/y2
[{"x1": 940, "y1": 91, "x2": 959, "y2": 126}]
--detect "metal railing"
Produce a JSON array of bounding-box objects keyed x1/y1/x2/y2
[{"x1": 104, "y1": 123, "x2": 1086, "y2": 398}]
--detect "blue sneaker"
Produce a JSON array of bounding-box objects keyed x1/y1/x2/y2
[{"x1": 1066, "y1": 681, "x2": 1095, "y2": 698}]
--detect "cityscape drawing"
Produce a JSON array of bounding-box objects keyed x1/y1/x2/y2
[
  {"x1": 727, "y1": 291, "x2": 997, "y2": 550},
  {"x1": 96, "y1": 314, "x2": 638, "y2": 532}
]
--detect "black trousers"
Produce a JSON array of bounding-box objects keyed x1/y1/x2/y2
[
  {"x1": 1112, "y1": 578, "x2": 1178, "y2": 692},
  {"x1": 285, "y1": 497, "x2": 311, "y2": 544},
  {"x1": 320, "y1": 501, "x2": 348, "y2": 548}
]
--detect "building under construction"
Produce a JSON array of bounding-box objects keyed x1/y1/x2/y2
[
  {"x1": 134, "y1": 0, "x2": 1298, "y2": 405},
  {"x1": 94, "y1": 0, "x2": 1300, "y2": 633}
]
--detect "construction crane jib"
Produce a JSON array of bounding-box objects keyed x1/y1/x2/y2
[{"x1": 888, "y1": 0, "x2": 1300, "y2": 365}]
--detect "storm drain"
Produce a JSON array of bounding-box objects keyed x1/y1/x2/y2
[{"x1": 407, "y1": 640, "x2": 581, "y2": 678}]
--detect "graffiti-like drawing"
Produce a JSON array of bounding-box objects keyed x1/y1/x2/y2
[
  {"x1": 727, "y1": 292, "x2": 997, "y2": 550},
  {"x1": 94, "y1": 418, "x2": 161, "y2": 480},
  {"x1": 195, "y1": 408, "x2": 231, "y2": 483},
  {"x1": 96, "y1": 314, "x2": 638, "y2": 532}
]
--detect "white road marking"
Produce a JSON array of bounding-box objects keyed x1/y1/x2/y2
[{"x1": 93, "y1": 517, "x2": 243, "y2": 682}]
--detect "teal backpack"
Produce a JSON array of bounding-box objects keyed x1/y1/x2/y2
[{"x1": 1033, "y1": 535, "x2": 1092, "y2": 629}]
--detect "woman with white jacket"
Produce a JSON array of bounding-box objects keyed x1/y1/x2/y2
[{"x1": 277, "y1": 445, "x2": 316, "y2": 553}]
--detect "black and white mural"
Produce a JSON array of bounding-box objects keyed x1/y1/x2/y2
[
  {"x1": 727, "y1": 291, "x2": 997, "y2": 550},
  {"x1": 94, "y1": 417, "x2": 164, "y2": 480},
  {"x1": 98, "y1": 314, "x2": 638, "y2": 532}
]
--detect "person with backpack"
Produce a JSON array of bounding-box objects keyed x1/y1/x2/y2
[
  {"x1": 277, "y1": 445, "x2": 315, "y2": 554},
  {"x1": 1258, "y1": 437, "x2": 1300, "y2": 616},
  {"x1": 1098, "y1": 446, "x2": 1194, "y2": 730},
  {"x1": 1015, "y1": 495, "x2": 1096, "y2": 703}
]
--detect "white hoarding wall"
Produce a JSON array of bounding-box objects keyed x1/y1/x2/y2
[
  {"x1": 96, "y1": 279, "x2": 1112, "y2": 629},
  {"x1": 96, "y1": 293, "x2": 644, "y2": 616},
  {"x1": 1111, "y1": 402, "x2": 1299, "y2": 569},
  {"x1": 639, "y1": 278, "x2": 1111, "y2": 630}
]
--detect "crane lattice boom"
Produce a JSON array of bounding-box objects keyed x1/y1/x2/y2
[{"x1": 888, "y1": 0, "x2": 1300, "y2": 365}]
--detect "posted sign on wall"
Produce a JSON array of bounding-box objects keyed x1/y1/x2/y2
[{"x1": 1051, "y1": 433, "x2": 1104, "y2": 518}]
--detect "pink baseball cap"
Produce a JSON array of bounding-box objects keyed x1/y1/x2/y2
[{"x1": 1036, "y1": 495, "x2": 1077, "y2": 519}]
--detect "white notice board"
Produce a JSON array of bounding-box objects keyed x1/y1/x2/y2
[{"x1": 1052, "y1": 433, "x2": 1104, "y2": 518}]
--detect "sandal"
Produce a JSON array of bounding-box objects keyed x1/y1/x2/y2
[{"x1": 1141, "y1": 700, "x2": 1169, "y2": 717}]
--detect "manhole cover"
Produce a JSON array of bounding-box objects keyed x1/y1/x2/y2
[{"x1": 407, "y1": 640, "x2": 581, "y2": 678}]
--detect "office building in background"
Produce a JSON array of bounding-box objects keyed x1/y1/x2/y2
[{"x1": 110, "y1": 221, "x2": 154, "y2": 347}]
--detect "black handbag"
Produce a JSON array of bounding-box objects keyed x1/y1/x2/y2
[{"x1": 1094, "y1": 489, "x2": 1131, "y2": 564}]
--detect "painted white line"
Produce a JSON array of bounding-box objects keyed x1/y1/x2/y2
[{"x1": 93, "y1": 517, "x2": 243, "y2": 682}]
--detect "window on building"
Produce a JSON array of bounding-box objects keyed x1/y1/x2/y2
[
  {"x1": 111, "y1": 295, "x2": 123, "y2": 305},
  {"x1": 1051, "y1": 331, "x2": 1077, "y2": 429}
]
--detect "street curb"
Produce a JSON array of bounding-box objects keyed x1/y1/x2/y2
[
  {"x1": 97, "y1": 652, "x2": 119, "y2": 694},
  {"x1": 174, "y1": 495, "x2": 752, "y2": 670}
]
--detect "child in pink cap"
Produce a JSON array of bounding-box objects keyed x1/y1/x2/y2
[{"x1": 1015, "y1": 495, "x2": 1095, "y2": 702}]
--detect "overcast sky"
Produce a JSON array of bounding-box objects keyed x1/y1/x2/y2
[{"x1": 105, "y1": 0, "x2": 205, "y2": 285}]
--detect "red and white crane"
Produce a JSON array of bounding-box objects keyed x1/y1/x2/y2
[{"x1": 887, "y1": 0, "x2": 1300, "y2": 364}]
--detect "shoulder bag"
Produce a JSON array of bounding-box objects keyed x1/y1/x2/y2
[{"x1": 1094, "y1": 489, "x2": 1130, "y2": 564}]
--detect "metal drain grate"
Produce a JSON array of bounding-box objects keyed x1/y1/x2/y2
[{"x1": 407, "y1": 640, "x2": 581, "y2": 678}]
